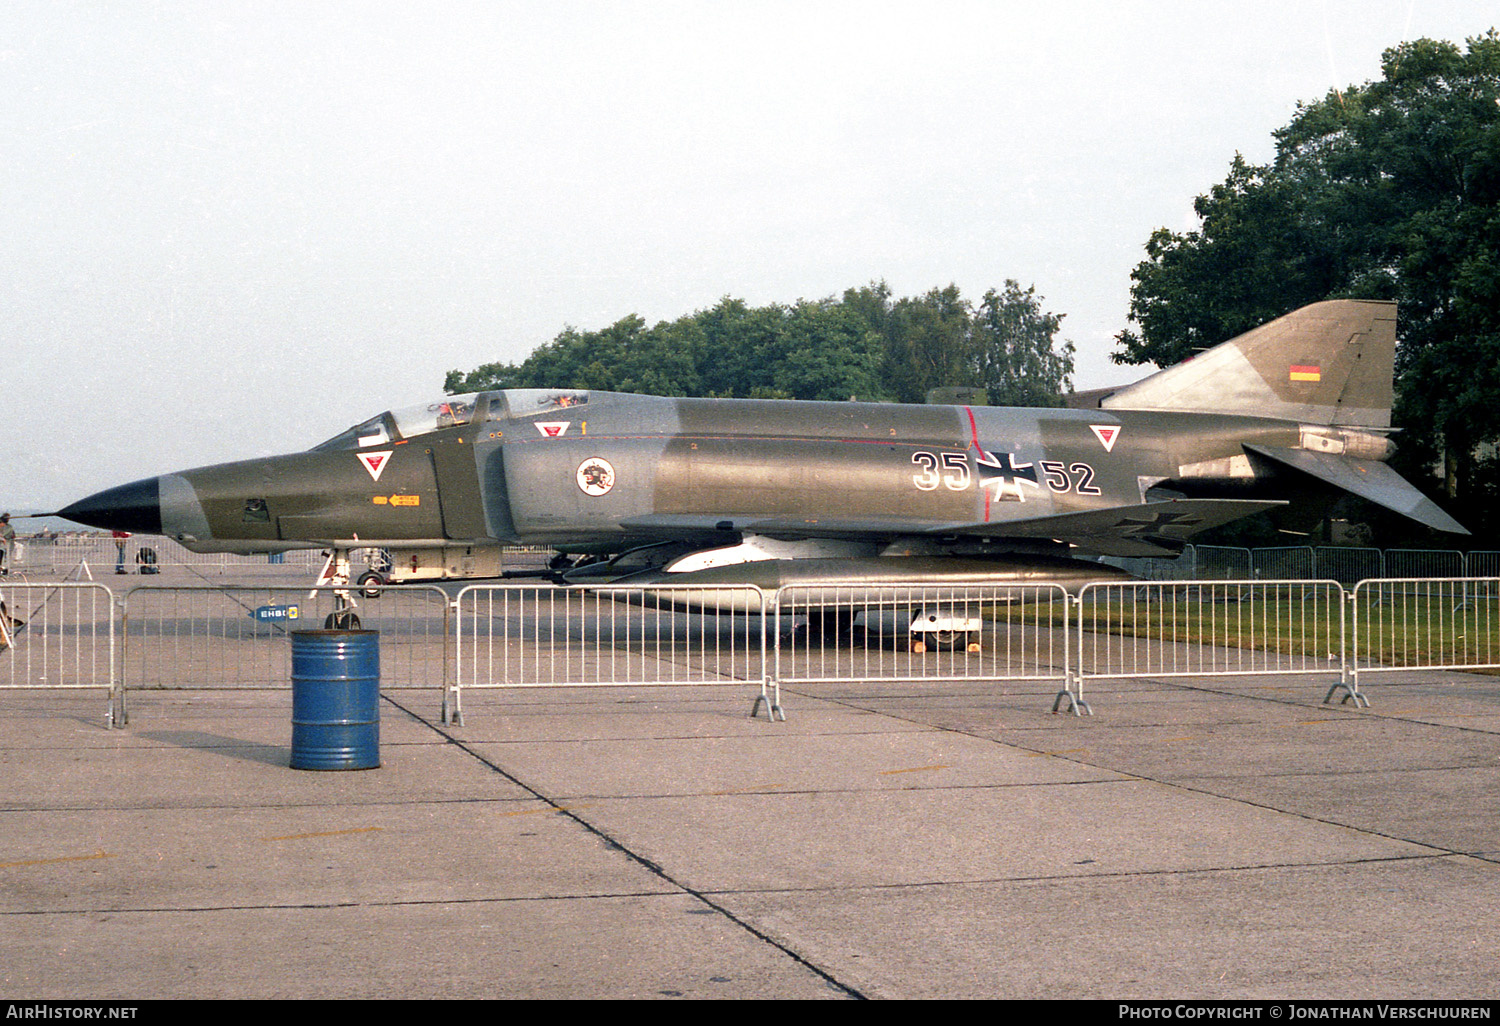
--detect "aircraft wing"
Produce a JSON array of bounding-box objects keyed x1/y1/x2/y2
[
  {"x1": 933, "y1": 498, "x2": 1288, "y2": 557},
  {"x1": 616, "y1": 512, "x2": 972, "y2": 539},
  {"x1": 621, "y1": 499, "x2": 1283, "y2": 558}
]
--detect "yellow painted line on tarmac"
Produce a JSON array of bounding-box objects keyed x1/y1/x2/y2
[
  {"x1": 0, "y1": 849, "x2": 113, "y2": 868},
  {"x1": 1157, "y1": 736, "x2": 1197, "y2": 743},
  {"x1": 878, "y1": 764, "x2": 948, "y2": 776},
  {"x1": 263, "y1": 827, "x2": 384, "y2": 841}
]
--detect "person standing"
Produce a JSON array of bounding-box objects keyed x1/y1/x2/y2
[
  {"x1": 0, "y1": 513, "x2": 13, "y2": 575},
  {"x1": 113, "y1": 529, "x2": 130, "y2": 574}
]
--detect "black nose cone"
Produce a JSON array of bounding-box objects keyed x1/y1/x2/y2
[{"x1": 57, "y1": 477, "x2": 163, "y2": 534}]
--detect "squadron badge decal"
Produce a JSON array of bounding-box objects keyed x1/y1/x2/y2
[{"x1": 576, "y1": 458, "x2": 616, "y2": 496}]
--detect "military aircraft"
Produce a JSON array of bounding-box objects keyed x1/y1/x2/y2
[{"x1": 56, "y1": 300, "x2": 1465, "y2": 614}]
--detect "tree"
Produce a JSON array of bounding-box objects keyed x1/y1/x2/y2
[
  {"x1": 1114, "y1": 32, "x2": 1500, "y2": 521},
  {"x1": 881, "y1": 285, "x2": 972, "y2": 404},
  {"x1": 841, "y1": 280, "x2": 1074, "y2": 405},
  {"x1": 1111, "y1": 155, "x2": 1341, "y2": 368},
  {"x1": 444, "y1": 279, "x2": 1074, "y2": 407},
  {"x1": 692, "y1": 298, "x2": 798, "y2": 398},
  {"x1": 443, "y1": 314, "x2": 700, "y2": 395},
  {"x1": 971, "y1": 281, "x2": 1074, "y2": 406},
  {"x1": 774, "y1": 299, "x2": 889, "y2": 401}
]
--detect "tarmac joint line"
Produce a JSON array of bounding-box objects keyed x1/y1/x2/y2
[
  {"x1": 381, "y1": 692, "x2": 868, "y2": 1001},
  {"x1": 496, "y1": 804, "x2": 595, "y2": 818}
]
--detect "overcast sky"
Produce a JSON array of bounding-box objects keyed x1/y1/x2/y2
[{"x1": 4, "y1": 0, "x2": 1496, "y2": 513}]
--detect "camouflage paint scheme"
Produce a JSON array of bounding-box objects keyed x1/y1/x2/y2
[{"x1": 58, "y1": 300, "x2": 1466, "y2": 587}]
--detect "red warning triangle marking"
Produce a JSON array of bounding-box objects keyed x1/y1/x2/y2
[
  {"x1": 1090, "y1": 425, "x2": 1121, "y2": 452},
  {"x1": 358, "y1": 451, "x2": 393, "y2": 481},
  {"x1": 535, "y1": 421, "x2": 570, "y2": 437}
]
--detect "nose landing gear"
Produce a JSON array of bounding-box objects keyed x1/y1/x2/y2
[{"x1": 315, "y1": 548, "x2": 362, "y2": 630}]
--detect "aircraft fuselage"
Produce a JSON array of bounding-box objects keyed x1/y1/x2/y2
[{"x1": 61, "y1": 389, "x2": 1359, "y2": 559}]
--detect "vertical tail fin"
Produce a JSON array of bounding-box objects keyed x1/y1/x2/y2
[{"x1": 1102, "y1": 300, "x2": 1395, "y2": 427}]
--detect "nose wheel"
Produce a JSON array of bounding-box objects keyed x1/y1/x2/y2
[
  {"x1": 324, "y1": 607, "x2": 362, "y2": 630},
  {"x1": 315, "y1": 548, "x2": 363, "y2": 630}
]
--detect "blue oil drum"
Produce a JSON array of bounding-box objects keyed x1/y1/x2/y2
[{"x1": 290, "y1": 630, "x2": 380, "y2": 770}]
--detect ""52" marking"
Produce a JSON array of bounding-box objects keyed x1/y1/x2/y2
[{"x1": 1038, "y1": 459, "x2": 1102, "y2": 495}]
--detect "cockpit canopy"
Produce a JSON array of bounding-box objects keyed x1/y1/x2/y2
[{"x1": 311, "y1": 389, "x2": 597, "y2": 451}]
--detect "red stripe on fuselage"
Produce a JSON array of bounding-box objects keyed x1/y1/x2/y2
[{"x1": 964, "y1": 407, "x2": 990, "y2": 522}]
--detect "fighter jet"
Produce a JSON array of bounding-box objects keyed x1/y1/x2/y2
[{"x1": 57, "y1": 299, "x2": 1465, "y2": 600}]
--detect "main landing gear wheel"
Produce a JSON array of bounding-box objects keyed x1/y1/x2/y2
[
  {"x1": 805, "y1": 611, "x2": 855, "y2": 644},
  {"x1": 357, "y1": 571, "x2": 386, "y2": 599},
  {"x1": 928, "y1": 629, "x2": 968, "y2": 651}
]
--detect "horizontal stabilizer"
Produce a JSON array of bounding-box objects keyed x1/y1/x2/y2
[
  {"x1": 937, "y1": 498, "x2": 1287, "y2": 557},
  {"x1": 1244, "y1": 445, "x2": 1469, "y2": 536}
]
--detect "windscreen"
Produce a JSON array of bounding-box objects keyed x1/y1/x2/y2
[{"x1": 312, "y1": 393, "x2": 483, "y2": 451}]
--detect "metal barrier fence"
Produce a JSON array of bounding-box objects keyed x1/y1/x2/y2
[
  {"x1": 1104, "y1": 546, "x2": 1500, "y2": 584},
  {"x1": 453, "y1": 583, "x2": 771, "y2": 725},
  {"x1": 118, "y1": 584, "x2": 451, "y2": 724},
  {"x1": 1349, "y1": 578, "x2": 1500, "y2": 704},
  {"x1": 0, "y1": 582, "x2": 118, "y2": 724},
  {"x1": 1072, "y1": 579, "x2": 1347, "y2": 713},
  {"x1": 1250, "y1": 546, "x2": 1316, "y2": 580},
  {"x1": 22, "y1": 536, "x2": 1500, "y2": 581},
  {"x1": 9, "y1": 573, "x2": 1500, "y2": 727},
  {"x1": 1312, "y1": 547, "x2": 1384, "y2": 585},
  {"x1": 1190, "y1": 546, "x2": 1254, "y2": 580},
  {"x1": 1465, "y1": 551, "x2": 1500, "y2": 577},
  {"x1": 1384, "y1": 549, "x2": 1466, "y2": 580},
  {"x1": 771, "y1": 583, "x2": 1072, "y2": 710}
]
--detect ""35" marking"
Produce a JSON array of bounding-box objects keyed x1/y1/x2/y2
[{"x1": 911, "y1": 451, "x2": 969, "y2": 491}]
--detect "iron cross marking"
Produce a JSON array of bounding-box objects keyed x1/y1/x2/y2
[
  {"x1": 977, "y1": 449, "x2": 1041, "y2": 502},
  {"x1": 1114, "y1": 510, "x2": 1205, "y2": 538}
]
